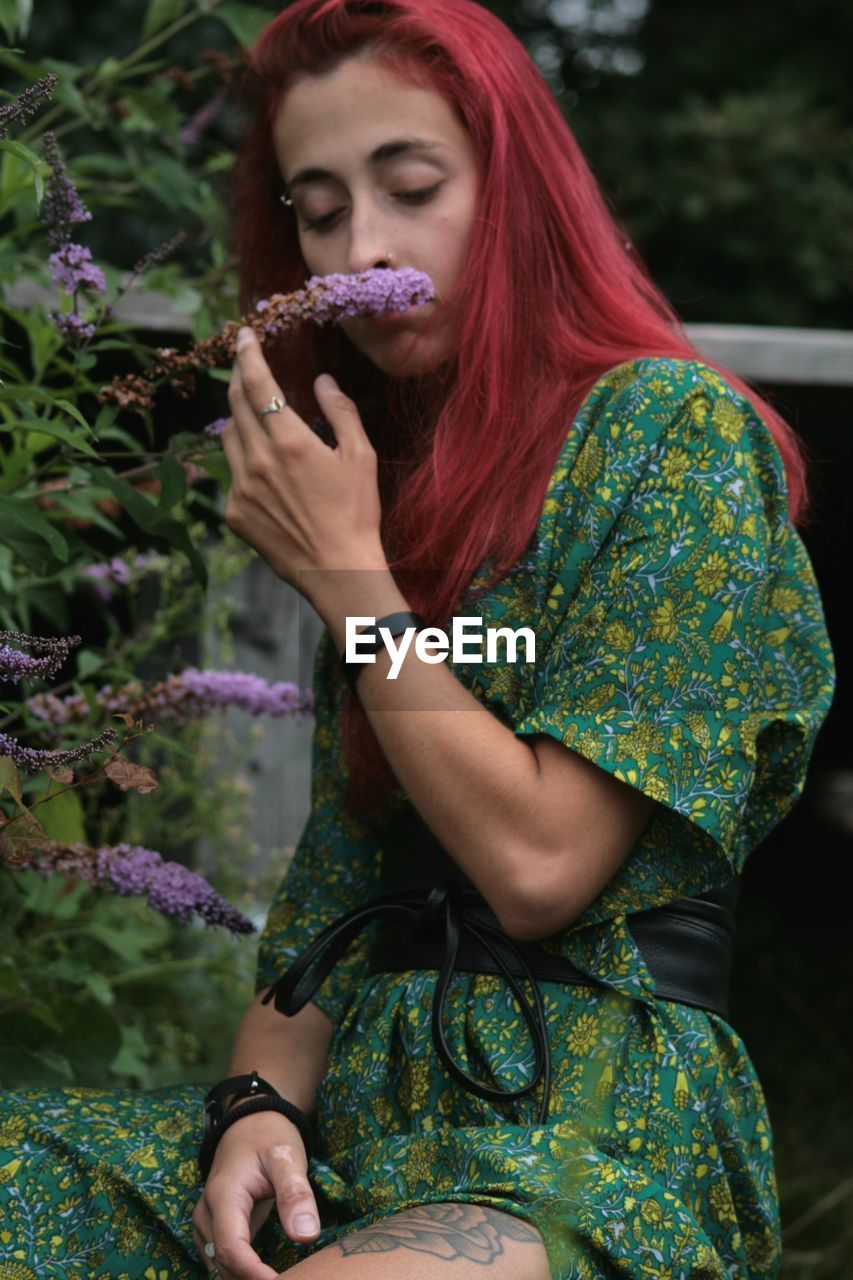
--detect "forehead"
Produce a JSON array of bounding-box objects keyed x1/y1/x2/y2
[{"x1": 271, "y1": 54, "x2": 472, "y2": 176}]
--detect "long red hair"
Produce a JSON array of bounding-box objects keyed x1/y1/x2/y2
[{"x1": 229, "y1": 0, "x2": 814, "y2": 820}]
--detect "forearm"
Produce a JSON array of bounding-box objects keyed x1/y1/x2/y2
[
  {"x1": 226, "y1": 990, "x2": 334, "y2": 1120},
  {"x1": 303, "y1": 567, "x2": 546, "y2": 937}
]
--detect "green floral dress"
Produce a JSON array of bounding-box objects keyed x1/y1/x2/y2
[{"x1": 0, "y1": 357, "x2": 836, "y2": 1280}]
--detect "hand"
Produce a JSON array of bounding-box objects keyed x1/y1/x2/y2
[
  {"x1": 192, "y1": 1111, "x2": 321, "y2": 1280},
  {"x1": 221, "y1": 327, "x2": 388, "y2": 595}
]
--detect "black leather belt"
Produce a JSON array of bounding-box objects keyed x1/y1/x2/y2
[{"x1": 263, "y1": 807, "x2": 740, "y2": 1125}]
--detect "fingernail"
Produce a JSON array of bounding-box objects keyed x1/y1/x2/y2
[
  {"x1": 317, "y1": 373, "x2": 337, "y2": 392},
  {"x1": 236, "y1": 326, "x2": 253, "y2": 349},
  {"x1": 294, "y1": 1213, "x2": 319, "y2": 1234}
]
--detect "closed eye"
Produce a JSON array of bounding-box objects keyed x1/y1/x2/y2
[{"x1": 301, "y1": 182, "x2": 444, "y2": 233}]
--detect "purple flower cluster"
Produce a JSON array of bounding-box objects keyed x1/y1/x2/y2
[
  {"x1": 48, "y1": 242, "x2": 106, "y2": 297},
  {"x1": 80, "y1": 552, "x2": 166, "y2": 602},
  {"x1": 0, "y1": 73, "x2": 58, "y2": 140},
  {"x1": 39, "y1": 132, "x2": 106, "y2": 346},
  {"x1": 178, "y1": 668, "x2": 313, "y2": 718},
  {"x1": 203, "y1": 416, "x2": 229, "y2": 438},
  {"x1": 28, "y1": 840, "x2": 255, "y2": 935},
  {"x1": 179, "y1": 87, "x2": 227, "y2": 148},
  {"x1": 27, "y1": 667, "x2": 314, "y2": 727},
  {"x1": 40, "y1": 132, "x2": 93, "y2": 251},
  {"x1": 102, "y1": 267, "x2": 436, "y2": 413},
  {"x1": 0, "y1": 630, "x2": 81, "y2": 684},
  {"x1": 28, "y1": 691, "x2": 89, "y2": 726},
  {"x1": 252, "y1": 268, "x2": 436, "y2": 340},
  {"x1": 50, "y1": 311, "x2": 96, "y2": 342},
  {"x1": 0, "y1": 726, "x2": 117, "y2": 773}
]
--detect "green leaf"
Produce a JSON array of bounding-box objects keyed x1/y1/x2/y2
[
  {"x1": 0, "y1": 1037, "x2": 73, "y2": 1088},
  {"x1": 109, "y1": 1023, "x2": 152, "y2": 1079},
  {"x1": 86, "y1": 922, "x2": 151, "y2": 964},
  {"x1": 0, "y1": 0, "x2": 32, "y2": 43},
  {"x1": 0, "y1": 496, "x2": 69, "y2": 563},
  {"x1": 196, "y1": 451, "x2": 229, "y2": 489},
  {"x1": 75, "y1": 648, "x2": 103, "y2": 680},
  {"x1": 0, "y1": 136, "x2": 46, "y2": 205},
  {"x1": 47, "y1": 491, "x2": 124, "y2": 538},
  {"x1": 211, "y1": 3, "x2": 271, "y2": 48},
  {"x1": 53, "y1": 398, "x2": 93, "y2": 433},
  {"x1": 0, "y1": 754, "x2": 22, "y2": 805},
  {"x1": 18, "y1": 872, "x2": 89, "y2": 920},
  {"x1": 83, "y1": 467, "x2": 207, "y2": 587},
  {"x1": 157, "y1": 454, "x2": 187, "y2": 511},
  {"x1": 142, "y1": 0, "x2": 185, "y2": 39},
  {"x1": 84, "y1": 972, "x2": 115, "y2": 1007},
  {"x1": 33, "y1": 788, "x2": 86, "y2": 844},
  {"x1": 12, "y1": 419, "x2": 100, "y2": 460}
]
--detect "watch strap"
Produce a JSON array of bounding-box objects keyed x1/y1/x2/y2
[
  {"x1": 340, "y1": 610, "x2": 426, "y2": 691},
  {"x1": 198, "y1": 1094, "x2": 313, "y2": 1181}
]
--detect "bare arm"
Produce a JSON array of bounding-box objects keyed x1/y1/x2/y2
[
  {"x1": 306, "y1": 566, "x2": 656, "y2": 941},
  {"x1": 224, "y1": 988, "x2": 335, "y2": 1117}
]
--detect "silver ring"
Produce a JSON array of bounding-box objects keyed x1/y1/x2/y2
[
  {"x1": 203, "y1": 1241, "x2": 216, "y2": 1259},
  {"x1": 259, "y1": 394, "x2": 287, "y2": 419}
]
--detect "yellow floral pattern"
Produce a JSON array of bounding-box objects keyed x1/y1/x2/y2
[{"x1": 0, "y1": 359, "x2": 835, "y2": 1279}]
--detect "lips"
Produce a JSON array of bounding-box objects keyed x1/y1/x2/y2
[{"x1": 366, "y1": 299, "x2": 433, "y2": 326}]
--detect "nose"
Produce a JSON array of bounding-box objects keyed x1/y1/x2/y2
[{"x1": 346, "y1": 193, "x2": 397, "y2": 275}]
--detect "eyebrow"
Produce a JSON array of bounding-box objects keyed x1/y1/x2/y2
[{"x1": 284, "y1": 137, "x2": 447, "y2": 193}]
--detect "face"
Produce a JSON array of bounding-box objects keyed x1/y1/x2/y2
[{"x1": 271, "y1": 52, "x2": 481, "y2": 377}]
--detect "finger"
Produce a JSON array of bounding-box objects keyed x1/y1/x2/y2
[
  {"x1": 234, "y1": 328, "x2": 304, "y2": 441},
  {"x1": 220, "y1": 414, "x2": 247, "y2": 487},
  {"x1": 313, "y1": 374, "x2": 373, "y2": 461},
  {"x1": 262, "y1": 1143, "x2": 322, "y2": 1242},
  {"x1": 226, "y1": 361, "x2": 261, "y2": 453},
  {"x1": 191, "y1": 1198, "x2": 214, "y2": 1271},
  {"x1": 206, "y1": 1178, "x2": 280, "y2": 1280}
]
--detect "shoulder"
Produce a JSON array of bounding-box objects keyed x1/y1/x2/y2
[
  {"x1": 548, "y1": 355, "x2": 787, "y2": 505},
  {"x1": 534, "y1": 355, "x2": 790, "y2": 565},
  {"x1": 577, "y1": 354, "x2": 762, "y2": 439}
]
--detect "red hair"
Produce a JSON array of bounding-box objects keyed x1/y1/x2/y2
[{"x1": 229, "y1": 0, "x2": 814, "y2": 819}]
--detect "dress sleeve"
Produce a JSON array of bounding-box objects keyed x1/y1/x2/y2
[
  {"x1": 511, "y1": 358, "x2": 836, "y2": 883},
  {"x1": 254, "y1": 628, "x2": 382, "y2": 1026}
]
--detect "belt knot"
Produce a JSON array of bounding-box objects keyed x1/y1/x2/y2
[{"x1": 261, "y1": 880, "x2": 553, "y2": 1124}]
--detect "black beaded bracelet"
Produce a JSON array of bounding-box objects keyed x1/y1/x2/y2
[
  {"x1": 340, "y1": 610, "x2": 426, "y2": 691},
  {"x1": 198, "y1": 1072, "x2": 313, "y2": 1180}
]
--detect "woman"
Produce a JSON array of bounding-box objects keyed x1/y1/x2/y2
[{"x1": 0, "y1": 1, "x2": 836, "y2": 1278}]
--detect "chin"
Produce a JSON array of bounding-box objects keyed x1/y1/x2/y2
[{"x1": 352, "y1": 328, "x2": 455, "y2": 379}]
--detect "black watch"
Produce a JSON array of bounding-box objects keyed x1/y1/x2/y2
[{"x1": 199, "y1": 1071, "x2": 278, "y2": 1162}]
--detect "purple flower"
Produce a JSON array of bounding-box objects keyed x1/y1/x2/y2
[
  {"x1": 48, "y1": 242, "x2": 106, "y2": 296},
  {"x1": 27, "y1": 667, "x2": 314, "y2": 727},
  {"x1": 178, "y1": 668, "x2": 311, "y2": 718},
  {"x1": 0, "y1": 726, "x2": 116, "y2": 773},
  {"x1": 40, "y1": 132, "x2": 93, "y2": 250},
  {"x1": 0, "y1": 74, "x2": 58, "y2": 140},
  {"x1": 80, "y1": 552, "x2": 166, "y2": 600},
  {"x1": 102, "y1": 267, "x2": 436, "y2": 412},
  {"x1": 255, "y1": 268, "x2": 436, "y2": 340},
  {"x1": 203, "y1": 416, "x2": 229, "y2": 438},
  {"x1": 178, "y1": 87, "x2": 227, "y2": 148},
  {"x1": 0, "y1": 630, "x2": 81, "y2": 684},
  {"x1": 26, "y1": 840, "x2": 255, "y2": 935},
  {"x1": 50, "y1": 311, "x2": 96, "y2": 343},
  {"x1": 28, "y1": 692, "x2": 89, "y2": 726}
]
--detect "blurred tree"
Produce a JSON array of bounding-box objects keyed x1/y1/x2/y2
[{"x1": 512, "y1": 0, "x2": 853, "y2": 327}]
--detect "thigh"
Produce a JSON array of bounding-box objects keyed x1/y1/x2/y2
[{"x1": 277, "y1": 1202, "x2": 550, "y2": 1279}]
